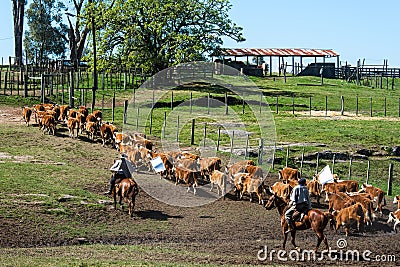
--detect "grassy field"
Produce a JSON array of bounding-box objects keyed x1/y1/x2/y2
[{"x1": 1, "y1": 74, "x2": 400, "y2": 265}]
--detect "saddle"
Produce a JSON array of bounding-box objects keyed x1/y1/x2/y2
[{"x1": 293, "y1": 209, "x2": 308, "y2": 222}]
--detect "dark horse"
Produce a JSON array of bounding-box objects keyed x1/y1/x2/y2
[{"x1": 264, "y1": 193, "x2": 333, "y2": 252}]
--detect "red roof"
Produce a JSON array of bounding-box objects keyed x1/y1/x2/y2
[{"x1": 220, "y1": 48, "x2": 339, "y2": 57}]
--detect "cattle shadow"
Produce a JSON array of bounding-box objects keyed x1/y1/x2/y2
[{"x1": 135, "y1": 210, "x2": 183, "y2": 221}]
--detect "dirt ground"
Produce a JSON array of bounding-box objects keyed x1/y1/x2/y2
[{"x1": 1, "y1": 106, "x2": 399, "y2": 266}]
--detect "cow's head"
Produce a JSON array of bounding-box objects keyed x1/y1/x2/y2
[{"x1": 393, "y1": 196, "x2": 400, "y2": 204}]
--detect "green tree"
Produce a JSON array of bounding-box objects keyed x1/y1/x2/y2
[
  {"x1": 94, "y1": 0, "x2": 244, "y2": 74},
  {"x1": 24, "y1": 0, "x2": 68, "y2": 64}
]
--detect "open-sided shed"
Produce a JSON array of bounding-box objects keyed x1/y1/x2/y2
[{"x1": 215, "y1": 48, "x2": 340, "y2": 76}]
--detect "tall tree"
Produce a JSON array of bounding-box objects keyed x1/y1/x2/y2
[
  {"x1": 24, "y1": 0, "x2": 68, "y2": 64},
  {"x1": 12, "y1": 0, "x2": 26, "y2": 66},
  {"x1": 95, "y1": 0, "x2": 245, "y2": 74}
]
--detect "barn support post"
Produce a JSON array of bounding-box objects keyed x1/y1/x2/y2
[
  {"x1": 388, "y1": 163, "x2": 393, "y2": 196},
  {"x1": 258, "y1": 138, "x2": 264, "y2": 165},
  {"x1": 190, "y1": 119, "x2": 195, "y2": 145},
  {"x1": 366, "y1": 160, "x2": 370, "y2": 184}
]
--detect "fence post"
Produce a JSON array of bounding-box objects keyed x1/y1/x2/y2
[
  {"x1": 203, "y1": 123, "x2": 207, "y2": 147},
  {"x1": 285, "y1": 146, "x2": 289, "y2": 167},
  {"x1": 292, "y1": 96, "x2": 295, "y2": 115},
  {"x1": 23, "y1": 74, "x2": 28, "y2": 98},
  {"x1": 300, "y1": 146, "x2": 305, "y2": 177},
  {"x1": 225, "y1": 92, "x2": 228, "y2": 115},
  {"x1": 190, "y1": 91, "x2": 193, "y2": 114},
  {"x1": 366, "y1": 160, "x2": 370, "y2": 184},
  {"x1": 332, "y1": 153, "x2": 336, "y2": 174},
  {"x1": 171, "y1": 90, "x2": 174, "y2": 110},
  {"x1": 340, "y1": 96, "x2": 344, "y2": 115},
  {"x1": 41, "y1": 74, "x2": 45, "y2": 103},
  {"x1": 230, "y1": 130, "x2": 235, "y2": 154},
  {"x1": 112, "y1": 96, "x2": 115, "y2": 122},
  {"x1": 258, "y1": 138, "x2": 264, "y2": 165},
  {"x1": 217, "y1": 127, "x2": 221, "y2": 152},
  {"x1": 242, "y1": 93, "x2": 245, "y2": 114},
  {"x1": 388, "y1": 163, "x2": 393, "y2": 196},
  {"x1": 207, "y1": 92, "x2": 210, "y2": 114},
  {"x1": 370, "y1": 97, "x2": 373, "y2": 117},
  {"x1": 176, "y1": 115, "x2": 180, "y2": 142},
  {"x1": 384, "y1": 97, "x2": 387, "y2": 117},
  {"x1": 149, "y1": 109, "x2": 153, "y2": 134},
  {"x1": 315, "y1": 152, "x2": 319, "y2": 174},
  {"x1": 191, "y1": 119, "x2": 195, "y2": 145},
  {"x1": 69, "y1": 71, "x2": 74, "y2": 107},
  {"x1": 271, "y1": 141, "x2": 276, "y2": 170},
  {"x1": 348, "y1": 157, "x2": 352, "y2": 179},
  {"x1": 276, "y1": 96, "x2": 279, "y2": 114},
  {"x1": 123, "y1": 100, "x2": 128, "y2": 124},
  {"x1": 259, "y1": 91, "x2": 262, "y2": 114},
  {"x1": 245, "y1": 134, "x2": 249, "y2": 159},
  {"x1": 136, "y1": 107, "x2": 139, "y2": 130}
]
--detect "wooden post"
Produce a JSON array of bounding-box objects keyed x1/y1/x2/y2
[
  {"x1": 190, "y1": 91, "x2": 193, "y2": 114},
  {"x1": 69, "y1": 71, "x2": 74, "y2": 107},
  {"x1": 258, "y1": 138, "x2": 264, "y2": 165},
  {"x1": 112, "y1": 97, "x2": 115, "y2": 122},
  {"x1": 384, "y1": 97, "x2": 387, "y2": 117},
  {"x1": 315, "y1": 152, "x2": 319, "y2": 174},
  {"x1": 207, "y1": 92, "x2": 210, "y2": 114},
  {"x1": 245, "y1": 134, "x2": 249, "y2": 159},
  {"x1": 136, "y1": 107, "x2": 139, "y2": 130},
  {"x1": 123, "y1": 100, "x2": 128, "y2": 124},
  {"x1": 40, "y1": 74, "x2": 45, "y2": 103},
  {"x1": 149, "y1": 109, "x2": 153, "y2": 134},
  {"x1": 366, "y1": 160, "x2": 370, "y2": 184},
  {"x1": 230, "y1": 130, "x2": 235, "y2": 154},
  {"x1": 271, "y1": 141, "x2": 276, "y2": 170},
  {"x1": 348, "y1": 157, "x2": 352, "y2": 179},
  {"x1": 225, "y1": 92, "x2": 228, "y2": 115},
  {"x1": 332, "y1": 153, "x2": 336, "y2": 174},
  {"x1": 23, "y1": 74, "x2": 28, "y2": 98},
  {"x1": 190, "y1": 119, "x2": 195, "y2": 145},
  {"x1": 285, "y1": 146, "x2": 289, "y2": 167},
  {"x1": 340, "y1": 96, "x2": 344, "y2": 115},
  {"x1": 276, "y1": 96, "x2": 279, "y2": 114},
  {"x1": 217, "y1": 127, "x2": 221, "y2": 151},
  {"x1": 370, "y1": 97, "x2": 373, "y2": 117},
  {"x1": 356, "y1": 96, "x2": 359, "y2": 116},
  {"x1": 388, "y1": 163, "x2": 393, "y2": 196},
  {"x1": 300, "y1": 146, "x2": 305, "y2": 177},
  {"x1": 176, "y1": 115, "x2": 180, "y2": 142},
  {"x1": 203, "y1": 123, "x2": 207, "y2": 147}
]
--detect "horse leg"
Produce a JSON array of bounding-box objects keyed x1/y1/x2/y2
[
  {"x1": 281, "y1": 228, "x2": 288, "y2": 249},
  {"x1": 314, "y1": 230, "x2": 326, "y2": 252},
  {"x1": 290, "y1": 230, "x2": 300, "y2": 251}
]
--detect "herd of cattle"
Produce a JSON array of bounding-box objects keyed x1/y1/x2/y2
[{"x1": 20, "y1": 103, "x2": 400, "y2": 234}]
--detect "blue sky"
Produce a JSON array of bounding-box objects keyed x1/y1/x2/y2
[{"x1": 1, "y1": 1, "x2": 399, "y2": 67}]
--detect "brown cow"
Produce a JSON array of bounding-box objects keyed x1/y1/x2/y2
[
  {"x1": 332, "y1": 203, "x2": 365, "y2": 236},
  {"x1": 85, "y1": 121, "x2": 97, "y2": 140},
  {"x1": 245, "y1": 165, "x2": 264, "y2": 179},
  {"x1": 41, "y1": 115, "x2": 56, "y2": 135},
  {"x1": 76, "y1": 112, "x2": 87, "y2": 134},
  {"x1": 322, "y1": 182, "x2": 347, "y2": 202},
  {"x1": 235, "y1": 173, "x2": 264, "y2": 204},
  {"x1": 92, "y1": 110, "x2": 103, "y2": 123},
  {"x1": 335, "y1": 180, "x2": 359, "y2": 192},
  {"x1": 387, "y1": 209, "x2": 400, "y2": 233},
  {"x1": 270, "y1": 182, "x2": 292, "y2": 201},
  {"x1": 347, "y1": 193, "x2": 375, "y2": 226},
  {"x1": 199, "y1": 157, "x2": 221, "y2": 180},
  {"x1": 210, "y1": 170, "x2": 227, "y2": 197},
  {"x1": 359, "y1": 184, "x2": 386, "y2": 214},
  {"x1": 149, "y1": 151, "x2": 174, "y2": 180},
  {"x1": 59, "y1": 105, "x2": 70, "y2": 121},
  {"x1": 327, "y1": 193, "x2": 355, "y2": 213},
  {"x1": 21, "y1": 107, "x2": 32, "y2": 126},
  {"x1": 67, "y1": 117, "x2": 79, "y2": 138},
  {"x1": 100, "y1": 122, "x2": 118, "y2": 147},
  {"x1": 226, "y1": 160, "x2": 255, "y2": 179},
  {"x1": 307, "y1": 180, "x2": 322, "y2": 204},
  {"x1": 393, "y1": 195, "x2": 400, "y2": 210},
  {"x1": 113, "y1": 178, "x2": 139, "y2": 217},
  {"x1": 278, "y1": 167, "x2": 300, "y2": 183},
  {"x1": 174, "y1": 165, "x2": 199, "y2": 195}
]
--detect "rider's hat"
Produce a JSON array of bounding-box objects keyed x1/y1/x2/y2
[{"x1": 298, "y1": 178, "x2": 306, "y2": 185}]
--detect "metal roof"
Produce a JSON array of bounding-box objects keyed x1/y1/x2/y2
[{"x1": 220, "y1": 48, "x2": 339, "y2": 57}]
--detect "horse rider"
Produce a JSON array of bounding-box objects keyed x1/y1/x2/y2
[
  {"x1": 284, "y1": 178, "x2": 312, "y2": 233},
  {"x1": 104, "y1": 156, "x2": 133, "y2": 195}
]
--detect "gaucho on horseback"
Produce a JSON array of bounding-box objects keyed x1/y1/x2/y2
[{"x1": 284, "y1": 178, "x2": 311, "y2": 233}]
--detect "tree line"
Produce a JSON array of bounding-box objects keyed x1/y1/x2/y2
[{"x1": 11, "y1": 0, "x2": 244, "y2": 74}]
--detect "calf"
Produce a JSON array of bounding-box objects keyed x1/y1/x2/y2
[
  {"x1": 245, "y1": 165, "x2": 264, "y2": 179},
  {"x1": 278, "y1": 167, "x2": 300, "y2": 183},
  {"x1": 387, "y1": 209, "x2": 400, "y2": 233},
  {"x1": 226, "y1": 160, "x2": 255, "y2": 179},
  {"x1": 393, "y1": 195, "x2": 400, "y2": 210},
  {"x1": 174, "y1": 165, "x2": 199, "y2": 195},
  {"x1": 209, "y1": 170, "x2": 227, "y2": 197},
  {"x1": 333, "y1": 203, "x2": 365, "y2": 236},
  {"x1": 359, "y1": 184, "x2": 386, "y2": 214},
  {"x1": 328, "y1": 193, "x2": 355, "y2": 213},
  {"x1": 85, "y1": 121, "x2": 97, "y2": 140},
  {"x1": 67, "y1": 117, "x2": 80, "y2": 138},
  {"x1": 113, "y1": 178, "x2": 139, "y2": 217},
  {"x1": 322, "y1": 182, "x2": 347, "y2": 202},
  {"x1": 92, "y1": 110, "x2": 103, "y2": 123},
  {"x1": 307, "y1": 180, "x2": 322, "y2": 204},
  {"x1": 21, "y1": 107, "x2": 32, "y2": 126},
  {"x1": 59, "y1": 105, "x2": 70, "y2": 121},
  {"x1": 41, "y1": 115, "x2": 56, "y2": 135},
  {"x1": 335, "y1": 180, "x2": 359, "y2": 193},
  {"x1": 199, "y1": 157, "x2": 221, "y2": 180},
  {"x1": 347, "y1": 193, "x2": 375, "y2": 226},
  {"x1": 236, "y1": 173, "x2": 264, "y2": 204}
]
